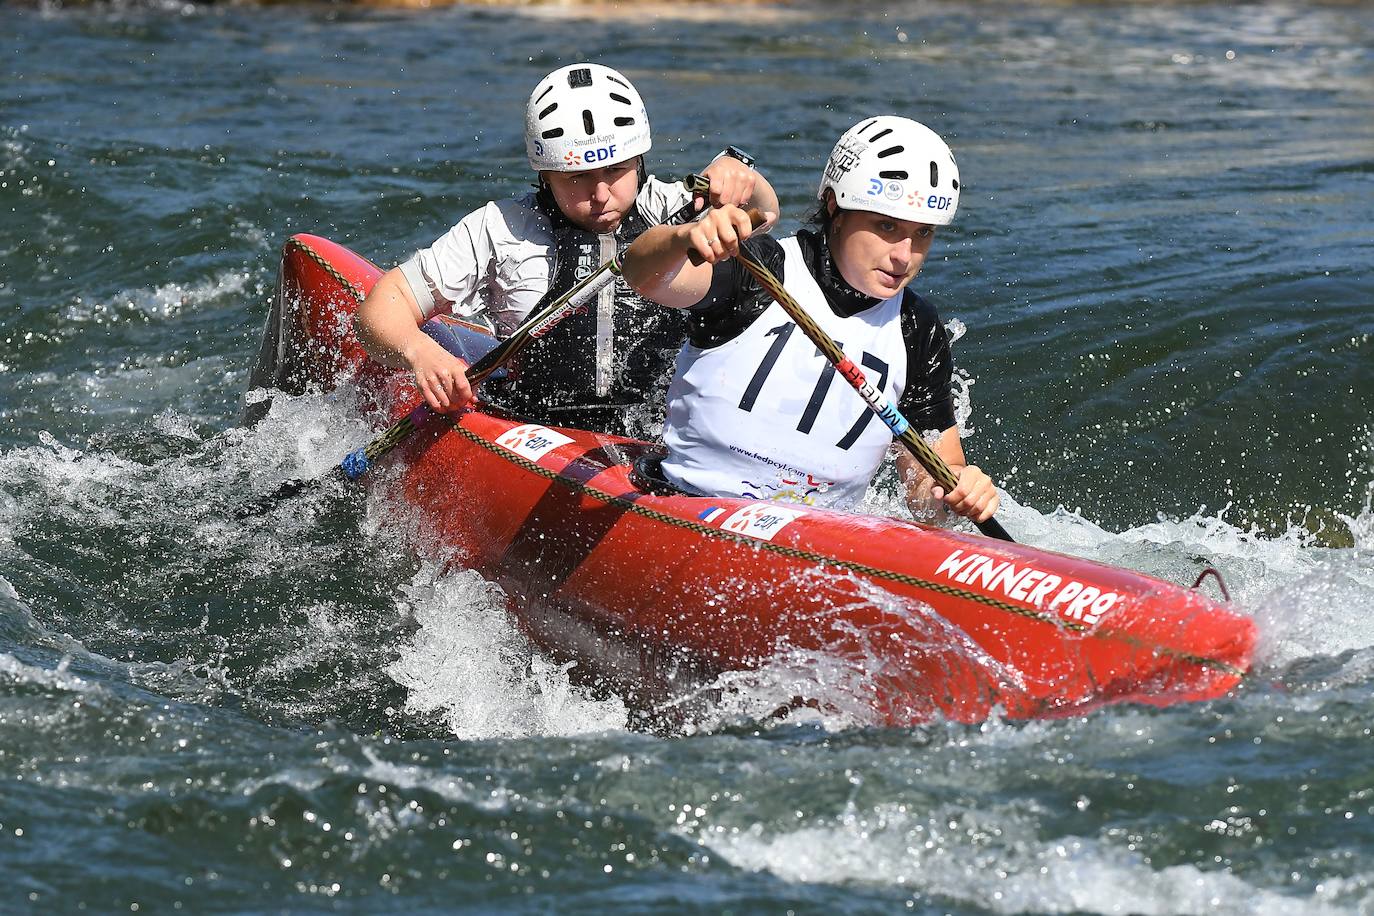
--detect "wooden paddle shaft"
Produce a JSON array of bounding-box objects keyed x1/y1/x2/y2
[{"x1": 730, "y1": 240, "x2": 1014, "y2": 542}]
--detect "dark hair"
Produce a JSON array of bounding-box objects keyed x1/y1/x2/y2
[
  {"x1": 803, "y1": 200, "x2": 829, "y2": 230},
  {"x1": 804, "y1": 191, "x2": 838, "y2": 242}
]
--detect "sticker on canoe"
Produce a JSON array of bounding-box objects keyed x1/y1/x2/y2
[
  {"x1": 935, "y1": 548, "x2": 1121, "y2": 625},
  {"x1": 496, "y1": 424, "x2": 574, "y2": 462},
  {"x1": 718, "y1": 504, "x2": 804, "y2": 541}
]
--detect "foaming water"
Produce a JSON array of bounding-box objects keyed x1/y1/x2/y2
[
  {"x1": 704, "y1": 793, "x2": 1354, "y2": 915},
  {"x1": 60, "y1": 270, "x2": 253, "y2": 325},
  {"x1": 3, "y1": 0, "x2": 1373, "y2": 911},
  {"x1": 386, "y1": 562, "x2": 630, "y2": 740}
]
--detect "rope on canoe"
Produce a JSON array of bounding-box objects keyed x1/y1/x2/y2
[
  {"x1": 452, "y1": 423, "x2": 1245, "y2": 679},
  {"x1": 283, "y1": 235, "x2": 1245, "y2": 680}
]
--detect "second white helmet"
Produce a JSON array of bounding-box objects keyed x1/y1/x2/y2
[
  {"x1": 525, "y1": 63, "x2": 652, "y2": 173},
  {"x1": 817, "y1": 116, "x2": 960, "y2": 226}
]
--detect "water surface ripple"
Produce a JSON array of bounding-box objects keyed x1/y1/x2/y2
[{"x1": 2, "y1": 2, "x2": 1372, "y2": 912}]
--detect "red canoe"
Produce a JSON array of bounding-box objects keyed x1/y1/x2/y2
[{"x1": 254, "y1": 233, "x2": 1257, "y2": 726}]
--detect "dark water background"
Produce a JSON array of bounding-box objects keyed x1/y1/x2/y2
[{"x1": 2, "y1": 1, "x2": 1372, "y2": 912}]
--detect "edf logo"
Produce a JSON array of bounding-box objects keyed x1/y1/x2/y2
[
  {"x1": 584, "y1": 144, "x2": 617, "y2": 163},
  {"x1": 907, "y1": 192, "x2": 954, "y2": 211},
  {"x1": 564, "y1": 145, "x2": 617, "y2": 167}
]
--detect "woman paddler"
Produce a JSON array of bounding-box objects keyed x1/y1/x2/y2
[
  {"x1": 352, "y1": 63, "x2": 778, "y2": 437},
  {"x1": 620, "y1": 116, "x2": 1000, "y2": 523}
]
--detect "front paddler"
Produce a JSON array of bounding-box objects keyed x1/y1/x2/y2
[{"x1": 621, "y1": 115, "x2": 999, "y2": 524}]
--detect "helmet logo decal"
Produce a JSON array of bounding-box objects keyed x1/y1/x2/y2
[
  {"x1": 865, "y1": 177, "x2": 905, "y2": 200},
  {"x1": 561, "y1": 144, "x2": 619, "y2": 167},
  {"x1": 824, "y1": 139, "x2": 866, "y2": 185},
  {"x1": 906, "y1": 191, "x2": 955, "y2": 211}
]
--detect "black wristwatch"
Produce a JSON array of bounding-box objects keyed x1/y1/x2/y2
[{"x1": 715, "y1": 145, "x2": 756, "y2": 169}]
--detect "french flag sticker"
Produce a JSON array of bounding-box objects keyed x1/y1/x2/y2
[{"x1": 698, "y1": 506, "x2": 726, "y2": 524}]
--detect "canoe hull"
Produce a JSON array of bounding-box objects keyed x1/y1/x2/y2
[{"x1": 258, "y1": 233, "x2": 1257, "y2": 725}]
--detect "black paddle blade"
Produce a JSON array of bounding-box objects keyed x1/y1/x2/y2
[
  {"x1": 233, "y1": 467, "x2": 348, "y2": 519},
  {"x1": 233, "y1": 477, "x2": 314, "y2": 519},
  {"x1": 975, "y1": 516, "x2": 1014, "y2": 542}
]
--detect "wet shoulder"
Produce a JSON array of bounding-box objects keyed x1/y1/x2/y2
[
  {"x1": 903, "y1": 289, "x2": 942, "y2": 325},
  {"x1": 899, "y1": 290, "x2": 953, "y2": 364},
  {"x1": 489, "y1": 194, "x2": 555, "y2": 247}
]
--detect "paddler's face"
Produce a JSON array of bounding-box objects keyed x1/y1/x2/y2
[
  {"x1": 543, "y1": 158, "x2": 641, "y2": 234},
  {"x1": 827, "y1": 204, "x2": 936, "y2": 298}
]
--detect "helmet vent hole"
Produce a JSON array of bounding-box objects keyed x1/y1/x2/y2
[
  {"x1": 583, "y1": 110, "x2": 595, "y2": 134},
  {"x1": 878, "y1": 170, "x2": 908, "y2": 180},
  {"x1": 609, "y1": 92, "x2": 632, "y2": 106},
  {"x1": 930, "y1": 162, "x2": 939, "y2": 186},
  {"x1": 534, "y1": 86, "x2": 554, "y2": 104},
  {"x1": 568, "y1": 68, "x2": 593, "y2": 89},
  {"x1": 541, "y1": 128, "x2": 565, "y2": 139},
  {"x1": 538, "y1": 103, "x2": 558, "y2": 119},
  {"x1": 876, "y1": 145, "x2": 902, "y2": 159},
  {"x1": 606, "y1": 74, "x2": 631, "y2": 90},
  {"x1": 870, "y1": 128, "x2": 894, "y2": 143},
  {"x1": 952, "y1": 179, "x2": 959, "y2": 191},
  {"x1": 614, "y1": 116, "x2": 635, "y2": 127}
]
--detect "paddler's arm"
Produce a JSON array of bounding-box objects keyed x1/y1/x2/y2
[
  {"x1": 353, "y1": 268, "x2": 474, "y2": 413},
  {"x1": 622, "y1": 203, "x2": 761, "y2": 309},
  {"x1": 699, "y1": 154, "x2": 780, "y2": 225},
  {"x1": 896, "y1": 429, "x2": 1000, "y2": 523}
]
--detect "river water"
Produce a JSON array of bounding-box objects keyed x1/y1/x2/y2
[{"x1": 2, "y1": 1, "x2": 1372, "y2": 912}]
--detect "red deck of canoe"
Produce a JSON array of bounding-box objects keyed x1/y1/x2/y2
[{"x1": 261, "y1": 233, "x2": 1257, "y2": 725}]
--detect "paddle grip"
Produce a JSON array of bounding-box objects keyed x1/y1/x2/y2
[{"x1": 686, "y1": 208, "x2": 768, "y2": 266}]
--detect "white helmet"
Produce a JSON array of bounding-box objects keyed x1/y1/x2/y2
[
  {"x1": 817, "y1": 116, "x2": 960, "y2": 226},
  {"x1": 525, "y1": 63, "x2": 651, "y2": 173}
]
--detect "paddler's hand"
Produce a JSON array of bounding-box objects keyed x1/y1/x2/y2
[
  {"x1": 700, "y1": 156, "x2": 779, "y2": 229},
  {"x1": 687, "y1": 203, "x2": 764, "y2": 265},
  {"x1": 404, "y1": 334, "x2": 473, "y2": 413},
  {"x1": 932, "y1": 465, "x2": 1001, "y2": 524}
]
